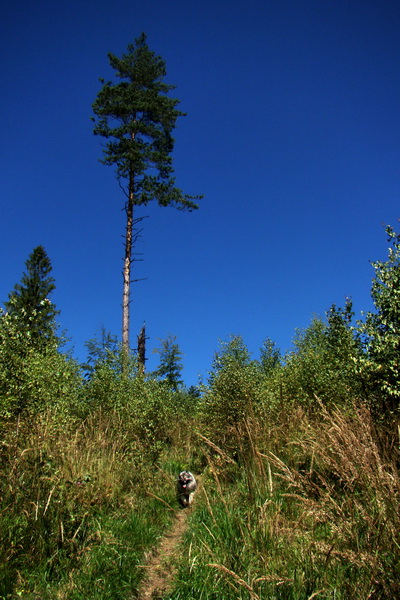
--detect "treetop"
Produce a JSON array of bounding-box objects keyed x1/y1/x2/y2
[{"x1": 92, "y1": 32, "x2": 201, "y2": 211}]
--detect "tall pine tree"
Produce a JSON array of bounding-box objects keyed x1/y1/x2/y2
[
  {"x1": 92, "y1": 33, "x2": 201, "y2": 356},
  {"x1": 5, "y1": 245, "x2": 59, "y2": 347}
]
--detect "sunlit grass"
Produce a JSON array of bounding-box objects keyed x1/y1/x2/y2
[
  {"x1": 0, "y1": 408, "x2": 177, "y2": 599},
  {"x1": 1, "y1": 392, "x2": 399, "y2": 600},
  {"x1": 167, "y1": 403, "x2": 400, "y2": 600}
]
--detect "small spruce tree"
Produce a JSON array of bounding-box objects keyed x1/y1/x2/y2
[
  {"x1": 83, "y1": 327, "x2": 119, "y2": 377},
  {"x1": 153, "y1": 334, "x2": 184, "y2": 390},
  {"x1": 259, "y1": 337, "x2": 281, "y2": 374},
  {"x1": 5, "y1": 245, "x2": 59, "y2": 347}
]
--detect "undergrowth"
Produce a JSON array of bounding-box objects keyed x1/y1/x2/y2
[
  {"x1": 1, "y1": 323, "x2": 400, "y2": 600},
  {"x1": 2, "y1": 390, "x2": 399, "y2": 599},
  {"x1": 167, "y1": 404, "x2": 400, "y2": 600},
  {"x1": 0, "y1": 406, "x2": 178, "y2": 599}
]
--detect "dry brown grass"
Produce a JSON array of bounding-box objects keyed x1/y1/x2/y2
[
  {"x1": 268, "y1": 402, "x2": 400, "y2": 598},
  {"x1": 183, "y1": 401, "x2": 400, "y2": 599}
]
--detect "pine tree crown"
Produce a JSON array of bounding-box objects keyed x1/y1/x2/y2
[{"x1": 92, "y1": 33, "x2": 201, "y2": 211}]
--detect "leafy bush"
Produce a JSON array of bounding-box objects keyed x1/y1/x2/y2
[
  {"x1": 200, "y1": 336, "x2": 265, "y2": 461},
  {"x1": 0, "y1": 308, "x2": 81, "y2": 418},
  {"x1": 0, "y1": 406, "x2": 177, "y2": 599},
  {"x1": 83, "y1": 358, "x2": 192, "y2": 462},
  {"x1": 357, "y1": 225, "x2": 400, "y2": 419},
  {"x1": 283, "y1": 304, "x2": 362, "y2": 409},
  {"x1": 170, "y1": 402, "x2": 400, "y2": 600}
]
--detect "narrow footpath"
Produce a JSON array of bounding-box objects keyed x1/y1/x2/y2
[{"x1": 136, "y1": 507, "x2": 190, "y2": 600}]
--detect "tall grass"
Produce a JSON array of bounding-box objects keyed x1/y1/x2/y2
[
  {"x1": 0, "y1": 407, "x2": 177, "y2": 599},
  {"x1": 167, "y1": 403, "x2": 400, "y2": 600},
  {"x1": 2, "y1": 362, "x2": 399, "y2": 600}
]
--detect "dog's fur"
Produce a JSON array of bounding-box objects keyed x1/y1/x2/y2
[{"x1": 176, "y1": 471, "x2": 197, "y2": 507}]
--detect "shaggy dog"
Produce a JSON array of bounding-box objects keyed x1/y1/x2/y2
[{"x1": 176, "y1": 471, "x2": 197, "y2": 507}]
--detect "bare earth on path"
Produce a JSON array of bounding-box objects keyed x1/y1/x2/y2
[{"x1": 136, "y1": 507, "x2": 190, "y2": 599}]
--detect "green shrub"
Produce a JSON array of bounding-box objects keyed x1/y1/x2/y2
[
  {"x1": 200, "y1": 337, "x2": 265, "y2": 460},
  {"x1": 283, "y1": 308, "x2": 362, "y2": 409},
  {"x1": 0, "y1": 406, "x2": 177, "y2": 599},
  {"x1": 169, "y1": 402, "x2": 400, "y2": 600},
  {"x1": 357, "y1": 225, "x2": 400, "y2": 422}
]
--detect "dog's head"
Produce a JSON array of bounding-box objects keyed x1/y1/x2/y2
[{"x1": 178, "y1": 471, "x2": 193, "y2": 488}]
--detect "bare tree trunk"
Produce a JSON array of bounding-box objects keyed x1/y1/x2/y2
[
  {"x1": 137, "y1": 322, "x2": 147, "y2": 374},
  {"x1": 122, "y1": 169, "x2": 134, "y2": 358}
]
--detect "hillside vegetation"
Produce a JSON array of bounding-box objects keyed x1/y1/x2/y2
[{"x1": 1, "y1": 227, "x2": 399, "y2": 599}]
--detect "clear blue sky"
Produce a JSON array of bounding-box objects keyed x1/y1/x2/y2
[{"x1": 1, "y1": 0, "x2": 399, "y2": 386}]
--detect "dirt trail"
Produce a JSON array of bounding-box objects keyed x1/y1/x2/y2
[{"x1": 136, "y1": 507, "x2": 190, "y2": 599}]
